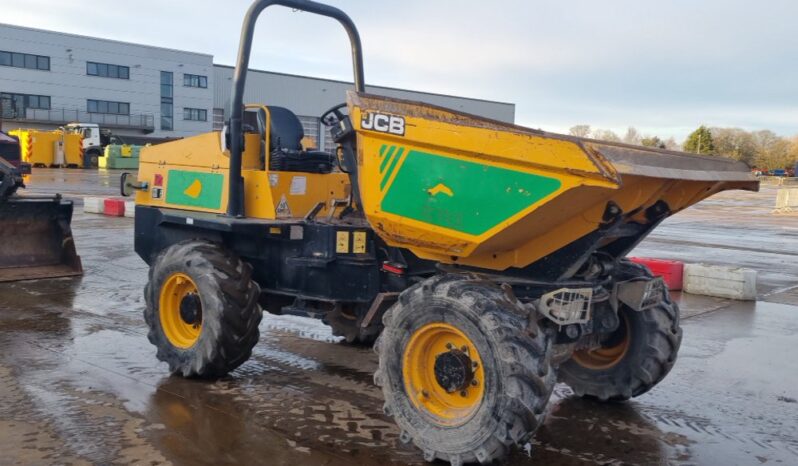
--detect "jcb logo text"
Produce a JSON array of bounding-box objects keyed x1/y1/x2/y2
[{"x1": 361, "y1": 112, "x2": 405, "y2": 136}]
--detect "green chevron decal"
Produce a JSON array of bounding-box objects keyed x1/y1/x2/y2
[{"x1": 380, "y1": 146, "x2": 561, "y2": 235}]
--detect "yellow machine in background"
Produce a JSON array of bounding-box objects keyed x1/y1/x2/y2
[
  {"x1": 123, "y1": 1, "x2": 759, "y2": 464},
  {"x1": 9, "y1": 129, "x2": 83, "y2": 168}
]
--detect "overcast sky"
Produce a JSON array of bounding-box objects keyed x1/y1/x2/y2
[{"x1": 4, "y1": 0, "x2": 797, "y2": 140}]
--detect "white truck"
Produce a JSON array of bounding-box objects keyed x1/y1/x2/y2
[{"x1": 64, "y1": 123, "x2": 124, "y2": 168}]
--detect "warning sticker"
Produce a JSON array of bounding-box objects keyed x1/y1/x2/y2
[
  {"x1": 269, "y1": 173, "x2": 279, "y2": 187},
  {"x1": 276, "y1": 194, "x2": 292, "y2": 218},
  {"x1": 290, "y1": 176, "x2": 307, "y2": 195}
]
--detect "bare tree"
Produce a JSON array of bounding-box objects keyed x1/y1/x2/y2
[
  {"x1": 641, "y1": 136, "x2": 666, "y2": 149},
  {"x1": 710, "y1": 127, "x2": 756, "y2": 165},
  {"x1": 569, "y1": 125, "x2": 591, "y2": 138},
  {"x1": 790, "y1": 136, "x2": 798, "y2": 168},
  {"x1": 752, "y1": 130, "x2": 791, "y2": 170},
  {"x1": 623, "y1": 127, "x2": 641, "y2": 145},
  {"x1": 664, "y1": 137, "x2": 680, "y2": 151},
  {"x1": 593, "y1": 129, "x2": 621, "y2": 142}
]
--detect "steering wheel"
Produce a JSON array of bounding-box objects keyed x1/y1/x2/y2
[{"x1": 320, "y1": 103, "x2": 348, "y2": 127}]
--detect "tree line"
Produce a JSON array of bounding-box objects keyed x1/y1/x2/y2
[{"x1": 568, "y1": 124, "x2": 798, "y2": 170}]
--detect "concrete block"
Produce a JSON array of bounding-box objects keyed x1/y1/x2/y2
[
  {"x1": 629, "y1": 257, "x2": 684, "y2": 290},
  {"x1": 103, "y1": 198, "x2": 125, "y2": 217},
  {"x1": 124, "y1": 201, "x2": 135, "y2": 218},
  {"x1": 83, "y1": 197, "x2": 104, "y2": 214},
  {"x1": 773, "y1": 188, "x2": 798, "y2": 213},
  {"x1": 683, "y1": 263, "x2": 757, "y2": 300}
]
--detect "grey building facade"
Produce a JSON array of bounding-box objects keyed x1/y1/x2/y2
[
  {"x1": 0, "y1": 23, "x2": 214, "y2": 139},
  {"x1": 0, "y1": 23, "x2": 514, "y2": 144}
]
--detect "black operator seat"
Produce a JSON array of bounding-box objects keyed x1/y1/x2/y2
[{"x1": 267, "y1": 106, "x2": 334, "y2": 173}]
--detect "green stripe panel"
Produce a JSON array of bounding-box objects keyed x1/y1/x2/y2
[
  {"x1": 381, "y1": 147, "x2": 405, "y2": 191},
  {"x1": 381, "y1": 149, "x2": 562, "y2": 236},
  {"x1": 380, "y1": 146, "x2": 396, "y2": 173},
  {"x1": 165, "y1": 170, "x2": 224, "y2": 209}
]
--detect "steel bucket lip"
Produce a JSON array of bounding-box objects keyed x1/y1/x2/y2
[{"x1": 0, "y1": 264, "x2": 83, "y2": 282}]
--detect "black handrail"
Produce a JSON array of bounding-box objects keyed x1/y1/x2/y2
[{"x1": 227, "y1": 0, "x2": 365, "y2": 217}]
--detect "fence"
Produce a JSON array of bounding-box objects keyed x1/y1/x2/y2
[{"x1": 1, "y1": 107, "x2": 155, "y2": 132}]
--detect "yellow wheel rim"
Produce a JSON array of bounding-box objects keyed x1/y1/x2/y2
[
  {"x1": 402, "y1": 322, "x2": 485, "y2": 426},
  {"x1": 159, "y1": 272, "x2": 202, "y2": 349},
  {"x1": 572, "y1": 313, "x2": 630, "y2": 370}
]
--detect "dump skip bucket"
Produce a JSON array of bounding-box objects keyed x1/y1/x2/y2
[
  {"x1": 0, "y1": 196, "x2": 83, "y2": 282},
  {"x1": 349, "y1": 92, "x2": 758, "y2": 273}
]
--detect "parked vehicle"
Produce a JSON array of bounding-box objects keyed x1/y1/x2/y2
[
  {"x1": 65, "y1": 123, "x2": 125, "y2": 168},
  {"x1": 0, "y1": 130, "x2": 30, "y2": 174}
]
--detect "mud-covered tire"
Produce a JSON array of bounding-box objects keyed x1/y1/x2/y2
[
  {"x1": 558, "y1": 262, "x2": 683, "y2": 401},
  {"x1": 375, "y1": 275, "x2": 555, "y2": 465},
  {"x1": 144, "y1": 240, "x2": 262, "y2": 378}
]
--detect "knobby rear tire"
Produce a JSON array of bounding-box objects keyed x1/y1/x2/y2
[
  {"x1": 558, "y1": 261, "x2": 683, "y2": 401},
  {"x1": 144, "y1": 240, "x2": 262, "y2": 378}
]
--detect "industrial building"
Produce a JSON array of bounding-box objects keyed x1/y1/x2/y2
[{"x1": 0, "y1": 23, "x2": 514, "y2": 148}]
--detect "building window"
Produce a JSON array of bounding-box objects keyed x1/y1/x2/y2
[
  {"x1": 0, "y1": 50, "x2": 49, "y2": 71},
  {"x1": 212, "y1": 108, "x2": 225, "y2": 131},
  {"x1": 87, "y1": 99, "x2": 130, "y2": 115},
  {"x1": 183, "y1": 73, "x2": 208, "y2": 88},
  {"x1": 0, "y1": 92, "x2": 51, "y2": 118},
  {"x1": 161, "y1": 71, "x2": 173, "y2": 131},
  {"x1": 87, "y1": 61, "x2": 130, "y2": 79},
  {"x1": 183, "y1": 108, "x2": 207, "y2": 121}
]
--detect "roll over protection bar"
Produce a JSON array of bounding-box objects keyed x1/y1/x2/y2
[{"x1": 227, "y1": 0, "x2": 365, "y2": 217}]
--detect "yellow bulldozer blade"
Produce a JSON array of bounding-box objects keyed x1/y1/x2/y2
[
  {"x1": 349, "y1": 92, "x2": 758, "y2": 272},
  {"x1": 0, "y1": 196, "x2": 83, "y2": 282}
]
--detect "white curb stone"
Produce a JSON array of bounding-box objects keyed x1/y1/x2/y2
[
  {"x1": 83, "y1": 197, "x2": 104, "y2": 214},
  {"x1": 683, "y1": 263, "x2": 757, "y2": 301},
  {"x1": 124, "y1": 201, "x2": 135, "y2": 218}
]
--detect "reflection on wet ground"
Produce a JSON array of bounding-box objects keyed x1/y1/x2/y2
[{"x1": 0, "y1": 170, "x2": 796, "y2": 465}]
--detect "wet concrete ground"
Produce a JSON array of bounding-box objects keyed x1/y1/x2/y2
[{"x1": 0, "y1": 169, "x2": 796, "y2": 465}]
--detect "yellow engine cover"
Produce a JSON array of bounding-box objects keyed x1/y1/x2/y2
[{"x1": 134, "y1": 131, "x2": 349, "y2": 220}]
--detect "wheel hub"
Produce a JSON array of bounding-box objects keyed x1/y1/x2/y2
[
  {"x1": 159, "y1": 272, "x2": 203, "y2": 349},
  {"x1": 572, "y1": 311, "x2": 630, "y2": 370},
  {"x1": 402, "y1": 322, "x2": 485, "y2": 426},
  {"x1": 434, "y1": 349, "x2": 474, "y2": 393},
  {"x1": 179, "y1": 293, "x2": 202, "y2": 325}
]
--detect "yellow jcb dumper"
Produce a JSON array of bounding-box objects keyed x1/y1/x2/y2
[
  {"x1": 122, "y1": 1, "x2": 758, "y2": 464},
  {"x1": 0, "y1": 131, "x2": 82, "y2": 282}
]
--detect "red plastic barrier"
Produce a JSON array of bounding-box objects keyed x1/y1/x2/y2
[
  {"x1": 628, "y1": 257, "x2": 684, "y2": 291},
  {"x1": 103, "y1": 198, "x2": 126, "y2": 217}
]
